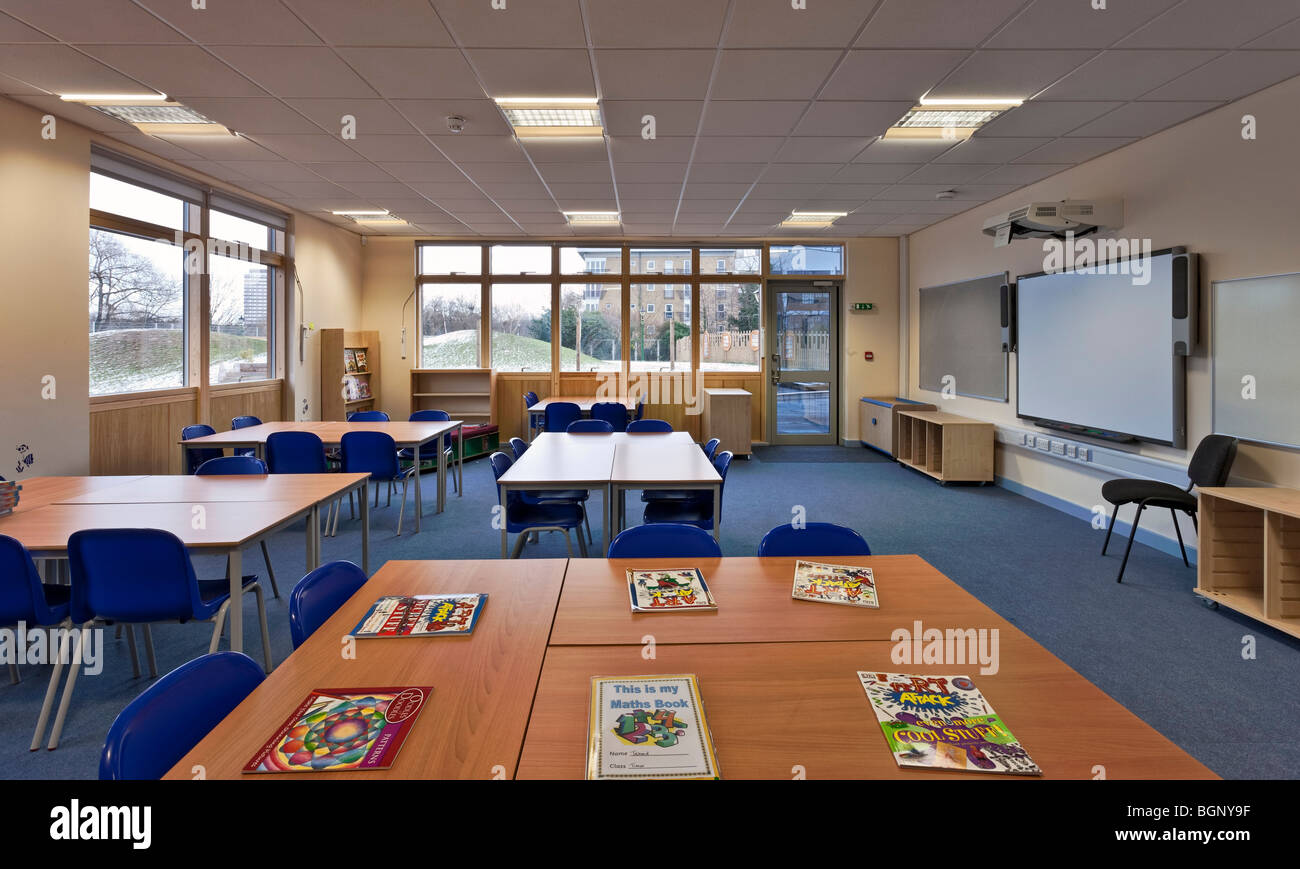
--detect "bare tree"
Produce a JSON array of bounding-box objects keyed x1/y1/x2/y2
[{"x1": 87, "y1": 231, "x2": 179, "y2": 330}]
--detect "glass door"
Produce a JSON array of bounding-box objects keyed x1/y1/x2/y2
[{"x1": 767, "y1": 283, "x2": 839, "y2": 445}]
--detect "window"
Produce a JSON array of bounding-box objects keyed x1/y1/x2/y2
[
  {"x1": 560, "y1": 246, "x2": 621, "y2": 275},
  {"x1": 88, "y1": 228, "x2": 187, "y2": 396},
  {"x1": 646, "y1": 259, "x2": 656, "y2": 271},
  {"x1": 209, "y1": 255, "x2": 272, "y2": 384},
  {"x1": 420, "y1": 245, "x2": 482, "y2": 275},
  {"x1": 631, "y1": 285, "x2": 691, "y2": 371},
  {"x1": 491, "y1": 245, "x2": 550, "y2": 274},
  {"x1": 210, "y1": 209, "x2": 271, "y2": 252},
  {"x1": 420, "y1": 283, "x2": 482, "y2": 367},
  {"x1": 491, "y1": 283, "x2": 550, "y2": 371},
  {"x1": 561, "y1": 283, "x2": 621, "y2": 371},
  {"x1": 90, "y1": 172, "x2": 189, "y2": 232},
  {"x1": 700, "y1": 283, "x2": 761, "y2": 371},
  {"x1": 769, "y1": 243, "x2": 844, "y2": 275},
  {"x1": 664, "y1": 261, "x2": 674, "y2": 274},
  {"x1": 663, "y1": 286, "x2": 673, "y2": 299},
  {"x1": 702, "y1": 247, "x2": 761, "y2": 275}
]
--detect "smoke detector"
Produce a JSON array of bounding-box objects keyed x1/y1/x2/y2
[
  {"x1": 936, "y1": 189, "x2": 957, "y2": 200},
  {"x1": 446, "y1": 115, "x2": 466, "y2": 133}
]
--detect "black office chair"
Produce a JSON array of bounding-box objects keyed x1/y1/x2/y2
[{"x1": 1101, "y1": 434, "x2": 1237, "y2": 583}]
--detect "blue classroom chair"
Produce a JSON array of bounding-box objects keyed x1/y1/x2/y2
[
  {"x1": 289, "y1": 561, "x2": 368, "y2": 649},
  {"x1": 348, "y1": 410, "x2": 390, "y2": 422},
  {"x1": 591, "y1": 401, "x2": 629, "y2": 432},
  {"x1": 181, "y1": 424, "x2": 223, "y2": 474},
  {"x1": 627, "y1": 419, "x2": 672, "y2": 433},
  {"x1": 758, "y1": 522, "x2": 872, "y2": 557},
  {"x1": 99, "y1": 652, "x2": 265, "y2": 780},
  {"x1": 490, "y1": 452, "x2": 588, "y2": 558},
  {"x1": 1, "y1": 535, "x2": 72, "y2": 747},
  {"x1": 642, "y1": 451, "x2": 733, "y2": 530},
  {"x1": 43, "y1": 529, "x2": 273, "y2": 750},
  {"x1": 544, "y1": 402, "x2": 582, "y2": 434},
  {"x1": 230, "y1": 415, "x2": 262, "y2": 457},
  {"x1": 341, "y1": 430, "x2": 414, "y2": 535},
  {"x1": 196, "y1": 455, "x2": 277, "y2": 595},
  {"x1": 567, "y1": 419, "x2": 614, "y2": 434},
  {"x1": 402, "y1": 410, "x2": 458, "y2": 495},
  {"x1": 607, "y1": 525, "x2": 722, "y2": 559}
]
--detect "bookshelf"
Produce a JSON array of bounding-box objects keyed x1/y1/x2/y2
[
  {"x1": 895, "y1": 409, "x2": 994, "y2": 484},
  {"x1": 410, "y1": 369, "x2": 493, "y2": 423},
  {"x1": 321, "y1": 329, "x2": 381, "y2": 420}
]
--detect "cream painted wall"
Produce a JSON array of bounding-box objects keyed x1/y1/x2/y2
[
  {"x1": 906, "y1": 74, "x2": 1300, "y2": 544},
  {"x1": 360, "y1": 236, "x2": 418, "y2": 419},
  {"x1": 842, "y1": 237, "x2": 900, "y2": 443},
  {"x1": 290, "y1": 215, "x2": 364, "y2": 420},
  {"x1": 0, "y1": 98, "x2": 91, "y2": 476}
]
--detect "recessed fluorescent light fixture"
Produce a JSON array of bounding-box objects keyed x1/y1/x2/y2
[
  {"x1": 332, "y1": 210, "x2": 390, "y2": 216},
  {"x1": 495, "y1": 97, "x2": 603, "y2": 138},
  {"x1": 884, "y1": 99, "x2": 1023, "y2": 140},
  {"x1": 781, "y1": 211, "x2": 847, "y2": 228},
  {"x1": 563, "y1": 211, "x2": 620, "y2": 226},
  {"x1": 61, "y1": 93, "x2": 232, "y2": 135},
  {"x1": 332, "y1": 209, "x2": 407, "y2": 226}
]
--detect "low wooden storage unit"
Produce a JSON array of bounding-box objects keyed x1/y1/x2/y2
[
  {"x1": 1196, "y1": 487, "x2": 1300, "y2": 640},
  {"x1": 701, "y1": 388, "x2": 752, "y2": 457},
  {"x1": 410, "y1": 368, "x2": 493, "y2": 424},
  {"x1": 895, "y1": 409, "x2": 994, "y2": 484},
  {"x1": 859, "y1": 397, "x2": 936, "y2": 457}
]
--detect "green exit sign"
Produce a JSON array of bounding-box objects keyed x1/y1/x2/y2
[{"x1": 853, "y1": 302, "x2": 874, "y2": 311}]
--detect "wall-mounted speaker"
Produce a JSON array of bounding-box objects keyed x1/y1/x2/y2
[
  {"x1": 1170, "y1": 248, "x2": 1196, "y2": 356},
  {"x1": 999, "y1": 282, "x2": 1016, "y2": 353}
]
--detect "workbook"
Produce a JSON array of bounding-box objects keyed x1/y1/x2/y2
[
  {"x1": 587, "y1": 674, "x2": 720, "y2": 780},
  {"x1": 627, "y1": 568, "x2": 717, "y2": 612},
  {"x1": 243, "y1": 687, "x2": 430, "y2": 773},
  {"x1": 351, "y1": 594, "x2": 487, "y2": 638},
  {"x1": 792, "y1": 560, "x2": 878, "y2": 607},
  {"x1": 857, "y1": 672, "x2": 1042, "y2": 776}
]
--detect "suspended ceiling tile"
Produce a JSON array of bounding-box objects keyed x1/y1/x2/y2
[
  {"x1": 208, "y1": 45, "x2": 374, "y2": 98},
  {"x1": 1, "y1": 0, "x2": 185, "y2": 42},
  {"x1": 338, "y1": 47, "x2": 483, "y2": 99},
  {"x1": 711, "y1": 50, "x2": 842, "y2": 100},
  {"x1": 857, "y1": 0, "x2": 1029, "y2": 49},
  {"x1": 821, "y1": 50, "x2": 967, "y2": 100},
  {"x1": 137, "y1": 0, "x2": 322, "y2": 44},
  {"x1": 283, "y1": 0, "x2": 454, "y2": 46},
  {"x1": 595, "y1": 50, "x2": 716, "y2": 100},
  {"x1": 587, "y1": 0, "x2": 728, "y2": 48},
  {"x1": 723, "y1": 0, "x2": 876, "y2": 48},
  {"x1": 469, "y1": 48, "x2": 595, "y2": 98}
]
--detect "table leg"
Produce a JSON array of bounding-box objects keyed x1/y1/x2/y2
[
  {"x1": 437, "y1": 437, "x2": 447, "y2": 514},
  {"x1": 457, "y1": 424, "x2": 464, "y2": 498},
  {"x1": 308, "y1": 505, "x2": 320, "y2": 571},
  {"x1": 603, "y1": 485, "x2": 611, "y2": 556},
  {"x1": 414, "y1": 442, "x2": 423, "y2": 532},
  {"x1": 360, "y1": 482, "x2": 370, "y2": 575},
  {"x1": 228, "y1": 547, "x2": 243, "y2": 654},
  {"x1": 500, "y1": 484, "x2": 509, "y2": 558},
  {"x1": 712, "y1": 483, "x2": 721, "y2": 543}
]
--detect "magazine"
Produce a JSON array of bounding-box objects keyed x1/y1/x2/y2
[
  {"x1": 627, "y1": 568, "x2": 716, "y2": 612},
  {"x1": 857, "y1": 672, "x2": 1041, "y2": 776},
  {"x1": 351, "y1": 594, "x2": 486, "y2": 638},
  {"x1": 792, "y1": 560, "x2": 878, "y2": 608}
]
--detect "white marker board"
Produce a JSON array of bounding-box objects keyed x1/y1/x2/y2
[
  {"x1": 918, "y1": 273, "x2": 1008, "y2": 401},
  {"x1": 1212, "y1": 272, "x2": 1300, "y2": 450}
]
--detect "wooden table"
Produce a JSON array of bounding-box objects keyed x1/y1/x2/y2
[
  {"x1": 609, "y1": 432, "x2": 721, "y2": 543},
  {"x1": 6, "y1": 475, "x2": 146, "y2": 512},
  {"x1": 527, "y1": 396, "x2": 631, "y2": 441},
  {"x1": 496, "y1": 432, "x2": 616, "y2": 558},
  {"x1": 179, "y1": 420, "x2": 464, "y2": 528},
  {"x1": 164, "y1": 559, "x2": 568, "y2": 780},
  {"x1": 516, "y1": 635, "x2": 1216, "y2": 780},
  {"x1": 550, "y1": 556, "x2": 1012, "y2": 645}
]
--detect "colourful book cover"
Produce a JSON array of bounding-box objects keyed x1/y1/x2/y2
[
  {"x1": 627, "y1": 568, "x2": 716, "y2": 612},
  {"x1": 792, "y1": 560, "x2": 878, "y2": 608},
  {"x1": 243, "y1": 687, "x2": 430, "y2": 773},
  {"x1": 343, "y1": 348, "x2": 358, "y2": 373},
  {"x1": 587, "y1": 674, "x2": 720, "y2": 780},
  {"x1": 354, "y1": 349, "x2": 368, "y2": 371},
  {"x1": 350, "y1": 594, "x2": 486, "y2": 638},
  {"x1": 857, "y1": 672, "x2": 1042, "y2": 776}
]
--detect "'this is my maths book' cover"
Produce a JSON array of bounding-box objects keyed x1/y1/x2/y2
[
  {"x1": 627, "y1": 568, "x2": 717, "y2": 612},
  {"x1": 587, "y1": 674, "x2": 720, "y2": 780},
  {"x1": 858, "y1": 673, "x2": 1041, "y2": 776},
  {"x1": 351, "y1": 594, "x2": 486, "y2": 638},
  {"x1": 243, "y1": 687, "x2": 430, "y2": 773},
  {"x1": 792, "y1": 560, "x2": 878, "y2": 608}
]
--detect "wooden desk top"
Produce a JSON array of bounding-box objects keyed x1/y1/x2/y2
[
  {"x1": 0, "y1": 498, "x2": 316, "y2": 552},
  {"x1": 1198, "y1": 486, "x2": 1300, "y2": 517},
  {"x1": 516, "y1": 636, "x2": 1217, "y2": 780},
  {"x1": 499, "y1": 433, "x2": 617, "y2": 487},
  {"x1": 611, "y1": 437, "x2": 719, "y2": 485},
  {"x1": 164, "y1": 559, "x2": 568, "y2": 780},
  {"x1": 180, "y1": 420, "x2": 461, "y2": 448},
  {"x1": 550, "y1": 556, "x2": 1012, "y2": 645},
  {"x1": 5, "y1": 476, "x2": 146, "y2": 512},
  {"x1": 56, "y1": 473, "x2": 369, "y2": 505},
  {"x1": 703, "y1": 388, "x2": 751, "y2": 396},
  {"x1": 530, "y1": 396, "x2": 630, "y2": 412},
  {"x1": 896, "y1": 409, "x2": 993, "y2": 426}
]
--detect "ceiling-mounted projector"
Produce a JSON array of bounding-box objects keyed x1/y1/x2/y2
[{"x1": 982, "y1": 199, "x2": 1123, "y2": 247}]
